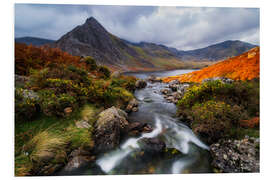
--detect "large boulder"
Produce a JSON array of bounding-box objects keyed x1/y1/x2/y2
[
  {"x1": 135, "y1": 79, "x2": 147, "y2": 89},
  {"x1": 210, "y1": 137, "x2": 259, "y2": 173},
  {"x1": 93, "y1": 106, "x2": 129, "y2": 153}
]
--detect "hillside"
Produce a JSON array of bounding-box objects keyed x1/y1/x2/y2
[
  {"x1": 163, "y1": 47, "x2": 260, "y2": 83},
  {"x1": 176, "y1": 40, "x2": 256, "y2": 61},
  {"x1": 52, "y1": 17, "x2": 256, "y2": 71},
  {"x1": 15, "y1": 37, "x2": 55, "y2": 46},
  {"x1": 53, "y1": 17, "x2": 187, "y2": 71}
]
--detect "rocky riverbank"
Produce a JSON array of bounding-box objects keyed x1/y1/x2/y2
[{"x1": 148, "y1": 75, "x2": 260, "y2": 173}]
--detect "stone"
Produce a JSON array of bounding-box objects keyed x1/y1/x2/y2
[
  {"x1": 135, "y1": 79, "x2": 147, "y2": 89},
  {"x1": 75, "y1": 120, "x2": 91, "y2": 129},
  {"x1": 22, "y1": 89, "x2": 39, "y2": 101},
  {"x1": 111, "y1": 71, "x2": 121, "y2": 78},
  {"x1": 210, "y1": 138, "x2": 259, "y2": 173},
  {"x1": 126, "y1": 98, "x2": 139, "y2": 113},
  {"x1": 132, "y1": 107, "x2": 138, "y2": 112},
  {"x1": 127, "y1": 122, "x2": 153, "y2": 137},
  {"x1": 94, "y1": 106, "x2": 129, "y2": 153},
  {"x1": 63, "y1": 156, "x2": 95, "y2": 172},
  {"x1": 160, "y1": 89, "x2": 170, "y2": 95},
  {"x1": 147, "y1": 75, "x2": 162, "y2": 83},
  {"x1": 138, "y1": 137, "x2": 166, "y2": 154}
]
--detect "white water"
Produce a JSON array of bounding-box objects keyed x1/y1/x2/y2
[
  {"x1": 96, "y1": 70, "x2": 210, "y2": 174},
  {"x1": 97, "y1": 117, "x2": 162, "y2": 173},
  {"x1": 96, "y1": 115, "x2": 208, "y2": 174}
]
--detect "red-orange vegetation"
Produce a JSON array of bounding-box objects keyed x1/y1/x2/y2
[
  {"x1": 163, "y1": 47, "x2": 260, "y2": 83},
  {"x1": 239, "y1": 117, "x2": 259, "y2": 128},
  {"x1": 15, "y1": 43, "x2": 83, "y2": 75}
]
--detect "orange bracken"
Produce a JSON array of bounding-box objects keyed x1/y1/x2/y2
[{"x1": 163, "y1": 47, "x2": 260, "y2": 83}]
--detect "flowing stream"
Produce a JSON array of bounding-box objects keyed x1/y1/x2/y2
[{"x1": 76, "y1": 69, "x2": 212, "y2": 175}]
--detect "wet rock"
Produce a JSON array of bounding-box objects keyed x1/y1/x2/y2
[
  {"x1": 202, "y1": 77, "x2": 234, "y2": 84},
  {"x1": 126, "y1": 98, "x2": 139, "y2": 113},
  {"x1": 138, "y1": 137, "x2": 166, "y2": 154},
  {"x1": 135, "y1": 79, "x2": 147, "y2": 89},
  {"x1": 143, "y1": 97, "x2": 153, "y2": 103},
  {"x1": 160, "y1": 89, "x2": 171, "y2": 95},
  {"x1": 132, "y1": 107, "x2": 138, "y2": 112},
  {"x1": 94, "y1": 106, "x2": 129, "y2": 153},
  {"x1": 147, "y1": 75, "x2": 162, "y2": 83},
  {"x1": 128, "y1": 122, "x2": 146, "y2": 131},
  {"x1": 168, "y1": 80, "x2": 180, "y2": 91},
  {"x1": 162, "y1": 83, "x2": 190, "y2": 104},
  {"x1": 127, "y1": 122, "x2": 153, "y2": 137},
  {"x1": 165, "y1": 96, "x2": 174, "y2": 102},
  {"x1": 210, "y1": 137, "x2": 259, "y2": 173}
]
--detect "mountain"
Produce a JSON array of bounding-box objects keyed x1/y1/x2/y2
[
  {"x1": 15, "y1": 37, "x2": 55, "y2": 46},
  {"x1": 43, "y1": 16, "x2": 256, "y2": 71},
  {"x1": 175, "y1": 40, "x2": 257, "y2": 61},
  {"x1": 53, "y1": 17, "x2": 195, "y2": 71},
  {"x1": 163, "y1": 47, "x2": 260, "y2": 83}
]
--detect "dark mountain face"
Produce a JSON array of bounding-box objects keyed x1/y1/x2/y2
[
  {"x1": 15, "y1": 37, "x2": 55, "y2": 46},
  {"x1": 26, "y1": 16, "x2": 257, "y2": 70},
  {"x1": 54, "y1": 17, "x2": 153, "y2": 68}
]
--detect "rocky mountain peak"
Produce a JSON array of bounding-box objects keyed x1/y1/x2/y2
[{"x1": 84, "y1": 17, "x2": 103, "y2": 28}]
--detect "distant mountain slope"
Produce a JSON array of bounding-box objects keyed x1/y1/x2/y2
[
  {"x1": 19, "y1": 17, "x2": 257, "y2": 71},
  {"x1": 163, "y1": 47, "x2": 260, "y2": 83},
  {"x1": 15, "y1": 37, "x2": 55, "y2": 46},
  {"x1": 53, "y1": 17, "x2": 192, "y2": 71},
  {"x1": 175, "y1": 40, "x2": 257, "y2": 61}
]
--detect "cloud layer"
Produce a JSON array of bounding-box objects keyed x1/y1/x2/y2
[{"x1": 15, "y1": 4, "x2": 259, "y2": 50}]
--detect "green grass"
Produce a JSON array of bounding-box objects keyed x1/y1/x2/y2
[{"x1": 15, "y1": 104, "x2": 100, "y2": 176}]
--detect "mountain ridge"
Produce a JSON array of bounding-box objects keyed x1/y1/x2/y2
[{"x1": 15, "y1": 17, "x2": 258, "y2": 70}]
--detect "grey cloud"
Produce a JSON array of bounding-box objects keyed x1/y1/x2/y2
[{"x1": 15, "y1": 4, "x2": 259, "y2": 50}]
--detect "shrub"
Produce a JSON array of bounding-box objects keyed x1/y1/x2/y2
[
  {"x1": 84, "y1": 56, "x2": 98, "y2": 71},
  {"x1": 15, "y1": 43, "x2": 81, "y2": 76},
  {"x1": 190, "y1": 100, "x2": 246, "y2": 143},
  {"x1": 98, "y1": 66, "x2": 111, "y2": 79},
  {"x1": 178, "y1": 80, "x2": 259, "y2": 117},
  {"x1": 177, "y1": 80, "x2": 259, "y2": 143},
  {"x1": 39, "y1": 90, "x2": 77, "y2": 117},
  {"x1": 111, "y1": 76, "x2": 137, "y2": 92}
]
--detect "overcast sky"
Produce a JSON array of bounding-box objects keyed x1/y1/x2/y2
[{"x1": 15, "y1": 4, "x2": 259, "y2": 50}]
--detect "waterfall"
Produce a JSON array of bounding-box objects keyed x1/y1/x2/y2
[{"x1": 96, "y1": 114, "x2": 208, "y2": 174}]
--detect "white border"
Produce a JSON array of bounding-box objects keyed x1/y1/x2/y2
[{"x1": 1, "y1": 0, "x2": 270, "y2": 180}]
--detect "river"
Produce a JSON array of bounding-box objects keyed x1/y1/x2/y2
[{"x1": 65, "y1": 69, "x2": 212, "y2": 175}]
